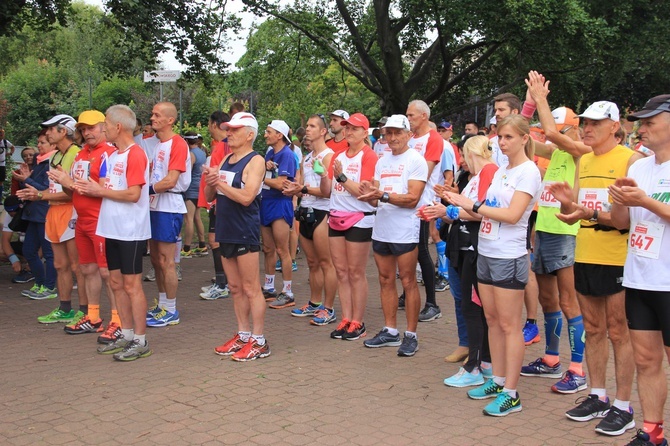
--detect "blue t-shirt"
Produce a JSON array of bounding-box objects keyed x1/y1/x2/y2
[{"x1": 262, "y1": 145, "x2": 296, "y2": 200}]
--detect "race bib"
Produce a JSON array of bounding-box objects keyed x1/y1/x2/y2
[
  {"x1": 332, "y1": 181, "x2": 349, "y2": 196},
  {"x1": 380, "y1": 176, "x2": 403, "y2": 194},
  {"x1": 578, "y1": 188, "x2": 610, "y2": 212},
  {"x1": 479, "y1": 216, "x2": 501, "y2": 241},
  {"x1": 48, "y1": 179, "x2": 63, "y2": 194},
  {"x1": 149, "y1": 194, "x2": 158, "y2": 210},
  {"x1": 539, "y1": 182, "x2": 560, "y2": 208},
  {"x1": 72, "y1": 160, "x2": 90, "y2": 181},
  {"x1": 217, "y1": 170, "x2": 236, "y2": 195},
  {"x1": 630, "y1": 220, "x2": 664, "y2": 259},
  {"x1": 262, "y1": 170, "x2": 272, "y2": 190}
]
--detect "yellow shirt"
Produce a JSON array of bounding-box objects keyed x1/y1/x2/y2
[{"x1": 575, "y1": 145, "x2": 633, "y2": 266}]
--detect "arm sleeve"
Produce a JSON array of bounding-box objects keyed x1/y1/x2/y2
[
  {"x1": 167, "y1": 137, "x2": 187, "y2": 172},
  {"x1": 360, "y1": 147, "x2": 377, "y2": 182},
  {"x1": 424, "y1": 131, "x2": 444, "y2": 163},
  {"x1": 126, "y1": 147, "x2": 148, "y2": 188},
  {"x1": 409, "y1": 156, "x2": 429, "y2": 182},
  {"x1": 477, "y1": 164, "x2": 498, "y2": 201}
]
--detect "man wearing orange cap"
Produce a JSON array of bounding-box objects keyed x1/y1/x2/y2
[
  {"x1": 521, "y1": 75, "x2": 591, "y2": 395},
  {"x1": 49, "y1": 110, "x2": 120, "y2": 342}
]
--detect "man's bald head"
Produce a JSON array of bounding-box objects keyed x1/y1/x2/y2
[{"x1": 151, "y1": 102, "x2": 178, "y2": 133}]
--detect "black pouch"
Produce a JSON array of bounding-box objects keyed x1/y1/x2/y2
[{"x1": 297, "y1": 206, "x2": 316, "y2": 224}]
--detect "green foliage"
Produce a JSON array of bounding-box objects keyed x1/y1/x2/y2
[{"x1": 83, "y1": 76, "x2": 148, "y2": 113}]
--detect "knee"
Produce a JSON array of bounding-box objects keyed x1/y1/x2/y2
[
  {"x1": 398, "y1": 275, "x2": 415, "y2": 290},
  {"x1": 607, "y1": 323, "x2": 631, "y2": 344},
  {"x1": 241, "y1": 283, "x2": 258, "y2": 299},
  {"x1": 227, "y1": 282, "x2": 242, "y2": 296}
]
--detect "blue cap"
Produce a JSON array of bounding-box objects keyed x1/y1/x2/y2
[{"x1": 438, "y1": 121, "x2": 452, "y2": 130}]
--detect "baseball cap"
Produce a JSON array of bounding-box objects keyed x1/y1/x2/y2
[
  {"x1": 579, "y1": 101, "x2": 620, "y2": 122},
  {"x1": 4, "y1": 195, "x2": 21, "y2": 213},
  {"x1": 76, "y1": 110, "x2": 105, "y2": 127},
  {"x1": 377, "y1": 116, "x2": 388, "y2": 126},
  {"x1": 330, "y1": 110, "x2": 350, "y2": 120},
  {"x1": 627, "y1": 94, "x2": 670, "y2": 121},
  {"x1": 341, "y1": 113, "x2": 370, "y2": 131},
  {"x1": 383, "y1": 115, "x2": 410, "y2": 131},
  {"x1": 222, "y1": 112, "x2": 258, "y2": 131},
  {"x1": 267, "y1": 120, "x2": 291, "y2": 143},
  {"x1": 551, "y1": 107, "x2": 580, "y2": 131},
  {"x1": 438, "y1": 121, "x2": 453, "y2": 130},
  {"x1": 40, "y1": 114, "x2": 76, "y2": 132},
  {"x1": 183, "y1": 134, "x2": 199, "y2": 141}
]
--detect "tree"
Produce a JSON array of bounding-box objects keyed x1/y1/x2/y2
[
  {"x1": 0, "y1": 0, "x2": 70, "y2": 37},
  {"x1": 241, "y1": 0, "x2": 670, "y2": 116}
]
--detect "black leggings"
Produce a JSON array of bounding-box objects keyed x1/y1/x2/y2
[
  {"x1": 418, "y1": 220, "x2": 436, "y2": 306},
  {"x1": 458, "y1": 249, "x2": 491, "y2": 372}
]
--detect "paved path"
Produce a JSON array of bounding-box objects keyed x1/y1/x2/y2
[{"x1": 1, "y1": 249, "x2": 663, "y2": 445}]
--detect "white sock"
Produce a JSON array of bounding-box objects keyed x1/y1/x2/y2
[
  {"x1": 264, "y1": 275, "x2": 275, "y2": 290},
  {"x1": 493, "y1": 376, "x2": 506, "y2": 387},
  {"x1": 238, "y1": 331, "x2": 251, "y2": 342},
  {"x1": 252, "y1": 334, "x2": 266, "y2": 346},
  {"x1": 165, "y1": 298, "x2": 176, "y2": 313},
  {"x1": 158, "y1": 292, "x2": 168, "y2": 308},
  {"x1": 613, "y1": 399, "x2": 630, "y2": 411},
  {"x1": 481, "y1": 361, "x2": 492, "y2": 370},
  {"x1": 283, "y1": 280, "x2": 293, "y2": 296},
  {"x1": 121, "y1": 328, "x2": 134, "y2": 340},
  {"x1": 502, "y1": 387, "x2": 517, "y2": 398},
  {"x1": 591, "y1": 388, "x2": 607, "y2": 401},
  {"x1": 405, "y1": 331, "x2": 417, "y2": 339},
  {"x1": 385, "y1": 327, "x2": 399, "y2": 336},
  {"x1": 134, "y1": 334, "x2": 146, "y2": 346}
]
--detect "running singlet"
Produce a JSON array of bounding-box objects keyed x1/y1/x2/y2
[
  {"x1": 535, "y1": 149, "x2": 579, "y2": 236},
  {"x1": 215, "y1": 151, "x2": 262, "y2": 245},
  {"x1": 575, "y1": 145, "x2": 634, "y2": 266},
  {"x1": 328, "y1": 146, "x2": 377, "y2": 229},
  {"x1": 622, "y1": 155, "x2": 670, "y2": 291},
  {"x1": 48, "y1": 144, "x2": 80, "y2": 206},
  {"x1": 97, "y1": 145, "x2": 151, "y2": 241},
  {"x1": 301, "y1": 148, "x2": 333, "y2": 212}
]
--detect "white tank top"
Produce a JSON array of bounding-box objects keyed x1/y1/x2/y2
[
  {"x1": 330, "y1": 148, "x2": 375, "y2": 228},
  {"x1": 301, "y1": 147, "x2": 333, "y2": 211}
]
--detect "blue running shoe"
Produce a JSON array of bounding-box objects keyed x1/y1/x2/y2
[
  {"x1": 291, "y1": 302, "x2": 321, "y2": 317},
  {"x1": 275, "y1": 260, "x2": 282, "y2": 271},
  {"x1": 520, "y1": 357, "x2": 563, "y2": 378},
  {"x1": 467, "y1": 379, "x2": 503, "y2": 400},
  {"x1": 552, "y1": 370, "x2": 587, "y2": 394},
  {"x1": 310, "y1": 307, "x2": 336, "y2": 326},
  {"x1": 146, "y1": 299, "x2": 161, "y2": 321},
  {"x1": 523, "y1": 321, "x2": 540, "y2": 345},
  {"x1": 444, "y1": 367, "x2": 485, "y2": 388},
  {"x1": 483, "y1": 392, "x2": 522, "y2": 417},
  {"x1": 146, "y1": 308, "x2": 180, "y2": 327},
  {"x1": 292, "y1": 260, "x2": 298, "y2": 272}
]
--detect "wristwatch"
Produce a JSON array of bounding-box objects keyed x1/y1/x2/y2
[
  {"x1": 380, "y1": 192, "x2": 390, "y2": 203},
  {"x1": 472, "y1": 200, "x2": 483, "y2": 213},
  {"x1": 301, "y1": 185, "x2": 308, "y2": 194},
  {"x1": 335, "y1": 173, "x2": 348, "y2": 183},
  {"x1": 589, "y1": 208, "x2": 599, "y2": 222},
  {"x1": 37, "y1": 191, "x2": 43, "y2": 200}
]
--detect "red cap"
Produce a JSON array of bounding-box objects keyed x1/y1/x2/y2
[{"x1": 342, "y1": 113, "x2": 370, "y2": 131}]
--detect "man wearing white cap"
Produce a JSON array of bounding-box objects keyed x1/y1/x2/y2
[
  {"x1": 261, "y1": 120, "x2": 297, "y2": 309},
  {"x1": 204, "y1": 112, "x2": 271, "y2": 361},
  {"x1": 327, "y1": 110, "x2": 350, "y2": 153},
  {"x1": 359, "y1": 114, "x2": 428, "y2": 357},
  {"x1": 18, "y1": 114, "x2": 87, "y2": 324},
  {"x1": 0, "y1": 128, "x2": 15, "y2": 191},
  {"x1": 549, "y1": 96, "x2": 644, "y2": 436}
]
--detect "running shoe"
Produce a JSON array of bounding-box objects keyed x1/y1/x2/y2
[
  {"x1": 201, "y1": 283, "x2": 217, "y2": 293},
  {"x1": 37, "y1": 308, "x2": 80, "y2": 324},
  {"x1": 310, "y1": 307, "x2": 336, "y2": 326},
  {"x1": 434, "y1": 275, "x2": 450, "y2": 292},
  {"x1": 215, "y1": 334, "x2": 247, "y2": 356},
  {"x1": 144, "y1": 267, "x2": 156, "y2": 282},
  {"x1": 180, "y1": 250, "x2": 193, "y2": 259},
  {"x1": 263, "y1": 288, "x2": 277, "y2": 302},
  {"x1": 269, "y1": 293, "x2": 295, "y2": 309},
  {"x1": 275, "y1": 259, "x2": 282, "y2": 271},
  {"x1": 97, "y1": 337, "x2": 131, "y2": 354},
  {"x1": 330, "y1": 319, "x2": 350, "y2": 339},
  {"x1": 200, "y1": 284, "x2": 229, "y2": 300},
  {"x1": 232, "y1": 338, "x2": 271, "y2": 362},
  {"x1": 113, "y1": 339, "x2": 152, "y2": 362},
  {"x1": 291, "y1": 302, "x2": 321, "y2": 317},
  {"x1": 12, "y1": 270, "x2": 35, "y2": 284},
  {"x1": 625, "y1": 430, "x2": 669, "y2": 446},
  {"x1": 520, "y1": 358, "x2": 563, "y2": 378},
  {"x1": 397, "y1": 334, "x2": 419, "y2": 357},
  {"x1": 483, "y1": 392, "x2": 522, "y2": 417},
  {"x1": 398, "y1": 292, "x2": 405, "y2": 310},
  {"x1": 467, "y1": 379, "x2": 504, "y2": 400},
  {"x1": 418, "y1": 303, "x2": 442, "y2": 322},
  {"x1": 97, "y1": 322, "x2": 122, "y2": 344},
  {"x1": 146, "y1": 299, "x2": 161, "y2": 320},
  {"x1": 595, "y1": 406, "x2": 635, "y2": 436},
  {"x1": 176, "y1": 264, "x2": 182, "y2": 281},
  {"x1": 64, "y1": 315, "x2": 104, "y2": 334},
  {"x1": 27, "y1": 285, "x2": 58, "y2": 300},
  {"x1": 21, "y1": 284, "x2": 41, "y2": 297},
  {"x1": 552, "y1": 370, "x2": 587, "y2": 394},
  {"x1": 443, "y1": 367, "x2": 485, "y2": 388},
  {"x1": 341, "y1": 321, "x2": 366, "y2": 341},
  {"x1": 146, "y1": 308, "x2": 180, "y2": 327},
  {"x1": 522, "y1": 321, "x2": 540, "y2": 345},
  {"x1": 363, "y1": 328, "x2": 401, "y2": 348},
  {"x1": 193, "y1": 246, "x2": 209, "y2": 256},
  {"x1": 291, "y1": 260, "x2": 298, "y2": 272},
  {"x1": 565, "y1": 394, "x2": 610, "y2": 421}
]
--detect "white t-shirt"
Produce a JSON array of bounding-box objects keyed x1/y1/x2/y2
[
  {"x1": 490, "y1": 136, "x2": 509, "y2": 167},
  {"x1": 373, "y1": 141, "x2": 390, "y2": 159},
  {"x1": 478, "y1": 160, "x2": 541, "y2": 259},
  {"x1": 372, "y1": 149, "x2": 428, "y2": 243},
  {"x1": 0, "y1": 139, "x2": 13, "y2": 165},
  {"x1": 140, "y1": 135, "x2": 160, "y2": 160},
  {"x1": 2, "y1": 211, "x2": 24, "y2": 241},
  {"x1": 301, "y1": 148, "x2": 333, "y2": 211},
  {"x1": 97, "y1": 145, "x2": 151, "y2": 241},
  {"x1": 623, "y1": 155, "x2": 670, "y2": 291},
  {"x1": 408, "y1": 130, "x2": 443, "y2": 206},
  {"x1": 441, "y1": 140, "x2": 456, "y2": 174},
  {"x1": 330, "y1": 147, "x2": 377, "y2": 229},
  {"x1": 150, "y1": 135, "x2": 190, "y2": 213}
]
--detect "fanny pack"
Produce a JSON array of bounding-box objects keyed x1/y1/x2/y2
[{"x1": 328, "y1": 210, "x2": 374, "y2": 231}]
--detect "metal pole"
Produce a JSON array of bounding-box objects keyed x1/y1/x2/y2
[
  {"x1": 88, "y1": 76, "x2": 92, "y2": 109},
  {"x1": 160, "y1": 83, "x2": 163, "y2": 102},
  {"x1": 179, "y1": 88, "x2": 183, "y2": 132}
]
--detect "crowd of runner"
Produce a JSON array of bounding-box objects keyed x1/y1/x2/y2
[{"x1": 3, "y1": 70, "x2": 670, "y2": 445}]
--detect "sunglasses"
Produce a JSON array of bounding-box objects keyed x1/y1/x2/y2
[
  {"x1": 317, "y1": 114, "x2": 328, "y2": 128},
  {"x1": 559, "y1": 125, "x2": 574, "y2": 135}
]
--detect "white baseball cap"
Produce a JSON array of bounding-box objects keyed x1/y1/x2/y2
[
  {"x1": 579, "y1": 101, "x2": 620, "y2": 122},
  {"x1": 223, "y1": 112, "x2": 258, "y2": 130},
  {"x1": 267, "y1": 120, "x2": 291, "y2": 143},
  {"x1": 41, "y1": 114, "x2": 76, "y2": 132},
  {"x1": 330, "y1": 110, "x2": 350, "y2": 120},
  {"x1": 383, "y1": 114, "x2": 410, "y2": 131}
]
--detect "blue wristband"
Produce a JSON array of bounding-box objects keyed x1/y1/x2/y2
[
  {"x1": 8, "y1": 254, "x2": 19, "y2": 264},
  {"x1": 149, "y1": 185, "x2": 156, "y2": 195},
  {"x1": 446, "y1": 205, "x2": 460, "y2": 220}
]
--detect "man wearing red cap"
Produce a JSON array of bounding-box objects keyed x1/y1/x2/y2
[{"x1": 610, "y1": 94, "x2": 670, "y2": 446}]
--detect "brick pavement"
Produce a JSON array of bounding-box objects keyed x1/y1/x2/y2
[{"x1": 1, "y1": 249, "x2": 665, "y2": 445}]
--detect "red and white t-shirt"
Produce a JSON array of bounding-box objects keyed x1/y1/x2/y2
[
  {"x1": 328, "y1": 146, "x2": 377, "y2": 228},
  {"x1": 326, "y1": 138, "x2": 348, "y2": 153},
  {"x1": 150, "y1": 135, "x2": 190, "y2": 213},
  {"x1": 97, "y1": 145, "x2": 151, "y2": 241},
  {"x1": 71, "y1": 141, "x2": 115, "y2": 222},
  {"x1": 372, "y1": 148, "x2": 428, "y2": 243},
  {"x1": 408, "y1": 129, "x2": 443, "y2": 205}
]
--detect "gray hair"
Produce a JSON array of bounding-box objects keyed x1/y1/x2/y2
[
  {"x1": 247, "y1": 126, "x2": 258, "y2": 144},
  {"x1": 106, "y1": 105, "x2": 137, "y2": 132},
  {"x1": 409, "y1": 100, "x2": 431, "y2": 119},
  {"x1": 56, "y1": 124, "x2": 75, "y2": 139}
]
